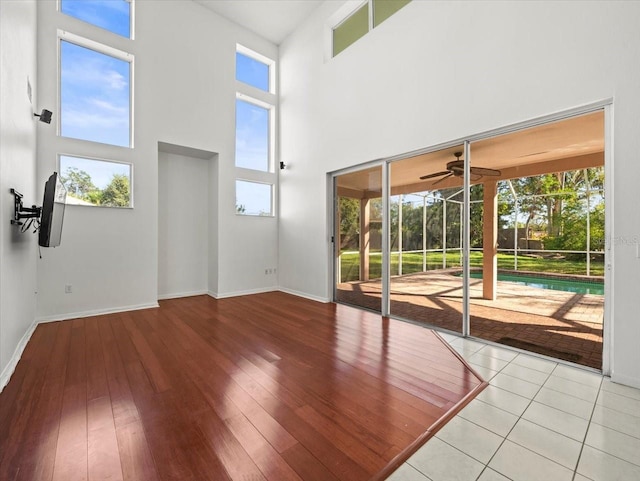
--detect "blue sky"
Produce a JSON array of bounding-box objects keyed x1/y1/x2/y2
[
  {"x1": 60, "y1": 2, "x2": 273, "y2": 213},
  {"x1": 60, "y1": 0, "x2": 130, "y2": 147},
  {"x1": 236, "y1": 180, "x2": 272, "y2": 216},
  {"x1": 236, "y1": 52, "x2": 269, "y2": 91},
  {"x1": 60, "y1": 40, "x2": 130, "y2": 147},
  {"x1": 61, "y1": 0, "x2": 130, "y2": 38},
  {"x1": 235, "y1": 99, "x2": 269, "y2": 172}
]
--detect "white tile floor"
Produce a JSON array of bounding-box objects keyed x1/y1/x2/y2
[{"x1": 387, "y1": 335, "x2": 640, "y2": 481}]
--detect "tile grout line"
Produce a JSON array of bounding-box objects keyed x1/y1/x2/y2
[
  {"x1": 472, "y1": 356, "x2": 555, "y2": 480},
  {"x1": 570, "y1": 375, "x2": 604, "y2": 481},
  {"x1": 441, "y1": 337, "x2": 640, "y2": 480}
]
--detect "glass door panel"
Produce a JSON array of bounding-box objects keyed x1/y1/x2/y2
[
  {"x1": 334, "y1": 166, "x2": 383, "y2": 313},
  {"x1": 388, "y1": 146, "x2": 465, "y2": 334},
  {"x1": 468, "y1": 112, "x2": 605, "y2": 369}
]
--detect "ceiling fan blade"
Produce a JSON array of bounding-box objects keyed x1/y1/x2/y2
[
  {"x1": 470, "y1": 166, "x2": 501, "y2": 176},
  {"x1": 432, "y1": 172, "x2": 454, "y2": 185},
  {"x1": 419, "y1": 170, "x2": 450, "y2": 180},
  {"x1": 470, "y1": 173, "x2": 482, "y2": 182}
]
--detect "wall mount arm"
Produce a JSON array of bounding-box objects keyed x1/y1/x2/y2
[{"x1": 10, "y1": 188, "x2": 41, "y2": 226}]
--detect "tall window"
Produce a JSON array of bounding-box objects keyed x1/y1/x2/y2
[
  {"x1": 235, "y1": 45, "x2": 277, "y2": 217},
  {"x1": 60, "y1": 35, "x2": 132, "y2": 147},
  {"x1": 57, "y1": 2, "x2": 134, "y2": 208}
]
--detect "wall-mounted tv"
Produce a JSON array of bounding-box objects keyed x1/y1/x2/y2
[{"x1": 39, "y1": 172, "x2": 67, "y2": 247}]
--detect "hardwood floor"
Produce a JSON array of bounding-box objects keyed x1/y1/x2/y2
[{"x1": 0, "y1": 292, "x2": 485, "y2": 481}]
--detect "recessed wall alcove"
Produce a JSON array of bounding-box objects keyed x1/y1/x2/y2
[{"x1": 157, "y1": 141, "x2": 218, "y2": 300}]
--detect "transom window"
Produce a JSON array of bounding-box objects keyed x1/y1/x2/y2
[
  {"x1": 60, "y1": 0, "x2": 132, "y2": 38},
  {"x1": 333, "y1": 0, "x2": 411, "y2": 57},
  {"x1": 236, "y1": 52, "x2": 270, "y2": 92}
]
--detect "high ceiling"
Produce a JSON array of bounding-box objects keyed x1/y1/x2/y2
[
  {"x1": 337, "y1": 111, "x2": 605, "y2": 197},
  {"x1": 194, "y1": 0, "x2": 324, "y2": 45}
]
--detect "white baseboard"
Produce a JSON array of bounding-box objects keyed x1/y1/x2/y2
[
  {"x1": 0, "y1": 319, "x2": 38, "y2": 392},
  {"x1": 158, "y1": 290, "x2": 208, "y2": 300},
  {"x1": 278, "y1": 287, "x2": 330, "y2": 304},
  {"x1": 611, "y1": 371, "x2": 640, "y2": 390},
  {"x1": 35, "y1": 302, "x2": 160, "y2": 324},
  {"x1": 209, "y1": 286, "x2": 277, "y2": 299}
]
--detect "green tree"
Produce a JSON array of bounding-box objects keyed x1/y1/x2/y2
[
  {"x1": 339, "y1": 197, "x2": 360, "y2": 250},
  {"x1": 101, "y1": 174, "x2": 130, "y2": 207},
  {"x1": 61, "y1": 167, "x2": 97, "y2": 199}
]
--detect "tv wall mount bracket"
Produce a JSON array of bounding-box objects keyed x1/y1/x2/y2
[{"x1": 10, "y1": 188, "x2": 41, "y2": 226}]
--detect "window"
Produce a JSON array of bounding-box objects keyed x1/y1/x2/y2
[
  {"x1": 60, "y1": 35, "x2": 132, "y2": 147},
  {"x1": 332, "y1": 0, "x2": 411, "y2": 57},
  {"x1": 236, "y1": 52, "x2": 270, "y2": 92},
  {"x1": 333, "y1": 2, "x2": 369, "y2": 57},
  {"x1": 59, "y1": 155, "x2": 132, "y2": 208},
  {"x1": 60, "y1": 0, "x2": 132, "y2": 38},
  {"x1": 234, "y1": 45, "x2": 277, "y2": 216},
  {"x1": 236, "y1": 180, "x2": 273, "y2": 216},
  {"x1": 373, "y1": 0, "x2": 411, "y2": 27},
  {"x1": 235, "y1": 98, "x2": 270, "y2": 171}
]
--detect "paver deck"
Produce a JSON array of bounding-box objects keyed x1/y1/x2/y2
[{"x1": 337, "y1": 271, "x2": 604, "y2": 369}]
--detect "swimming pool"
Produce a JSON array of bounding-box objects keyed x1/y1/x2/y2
[{"x1": 468, "y1": 272, "x2": 604, "y2": 296}]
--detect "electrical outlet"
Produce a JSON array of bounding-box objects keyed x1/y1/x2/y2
[
  {"x1": 265, "y1": 269, "x2": 269, "y2": 275},
  {"x1": 273, "y1": 268, "x2": 277, "y2": 275},
  {"x1": 65, "y1": 284, "x2": 72, "y2": 294}
]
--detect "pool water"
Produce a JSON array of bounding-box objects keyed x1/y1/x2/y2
[{"x1": 468, "y1": 272, "x2": 604, "y2": 296}]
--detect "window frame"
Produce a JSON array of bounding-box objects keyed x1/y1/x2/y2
[
  {"x1": 235, "y1": 94, "x2": 274, "y2": 173},
  {"x1": 58, "y1": 29, "x2": 135, "y2": 148},
  {"x1": 235, "y1": 179, "x2": 274, "y2": 217},
  {"x1": 332, "y1": 0, "x2": 370, "y2": 57},
  {"x1": 236, "y1": 44, "x2": 276, "y2": 94},
  {"x1": 330, "y1": 0, "x2": 412, "y2": 57},
  {"x1": 58, "y1": 153, "x2": 134, "y2": 209},
  {"x1": 58, "y1": 0, "x2": 135, "y2": 40}
]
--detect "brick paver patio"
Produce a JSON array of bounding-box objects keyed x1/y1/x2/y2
[{"x1": 337, "y1": 271, "x2": 604, "y2": 369}]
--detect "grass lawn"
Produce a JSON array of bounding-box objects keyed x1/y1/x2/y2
[{"x1": 339, "y1": 251, "x2": 604, "y2": 283}]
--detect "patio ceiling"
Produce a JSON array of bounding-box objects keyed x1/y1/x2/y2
[{"x1": 337, "y1": 111, "x2": 604, "y2": 198}]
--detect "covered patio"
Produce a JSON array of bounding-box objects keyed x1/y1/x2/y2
[
  {"x1": 335, "y1": 111, "x2": 605, "y2": 369},
  {"x1": 337, "y1": 270, "x2": 604, "y2": 369}
]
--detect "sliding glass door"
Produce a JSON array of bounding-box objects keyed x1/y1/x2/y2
[
  {"x1": 468, "y1": 111, "x2": 605, "y2": 370},
  {"x1": 334, "y1": 166, "x2": 383, "y2": 313},
  {"x1": 387, "y1": 147, "x2": 465, "y2": 333},
  {"x1": 332, "y1": 107, "x2": 607, "y2": 371}
]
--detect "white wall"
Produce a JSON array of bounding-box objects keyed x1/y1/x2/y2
[
  {"x1": 0, "y1": 0, "x2": 38, "y2": 385},
  {"x1": 279, "y1": 1, "x2": 640, "y2": 387},
  {"x1": 158, "y1": 151, "x2": 211, "y2": 299},
  {"x1": 35, "y1": 0, "x2": 279, "y2": 320}
]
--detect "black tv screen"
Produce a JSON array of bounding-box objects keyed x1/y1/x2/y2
[{"x1": 39, "y1": 172, "x2": 67, "y2": 247}]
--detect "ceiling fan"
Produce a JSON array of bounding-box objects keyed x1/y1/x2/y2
[{"x1": 419, "y1": 152, "x2": 501, "y2": 185}]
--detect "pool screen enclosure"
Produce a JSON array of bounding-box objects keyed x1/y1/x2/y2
[{"x1": 332, "y1": 106, "x2": 609, "y2": 371}]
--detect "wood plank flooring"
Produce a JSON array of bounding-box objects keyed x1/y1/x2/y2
[{"x1": 0, "y1": 292, "x2": 485, "y2": 481}]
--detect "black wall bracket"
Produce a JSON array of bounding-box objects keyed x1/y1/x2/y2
[{"x1": 10, "y1": 188, "x2": 41, "y2": 226}]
